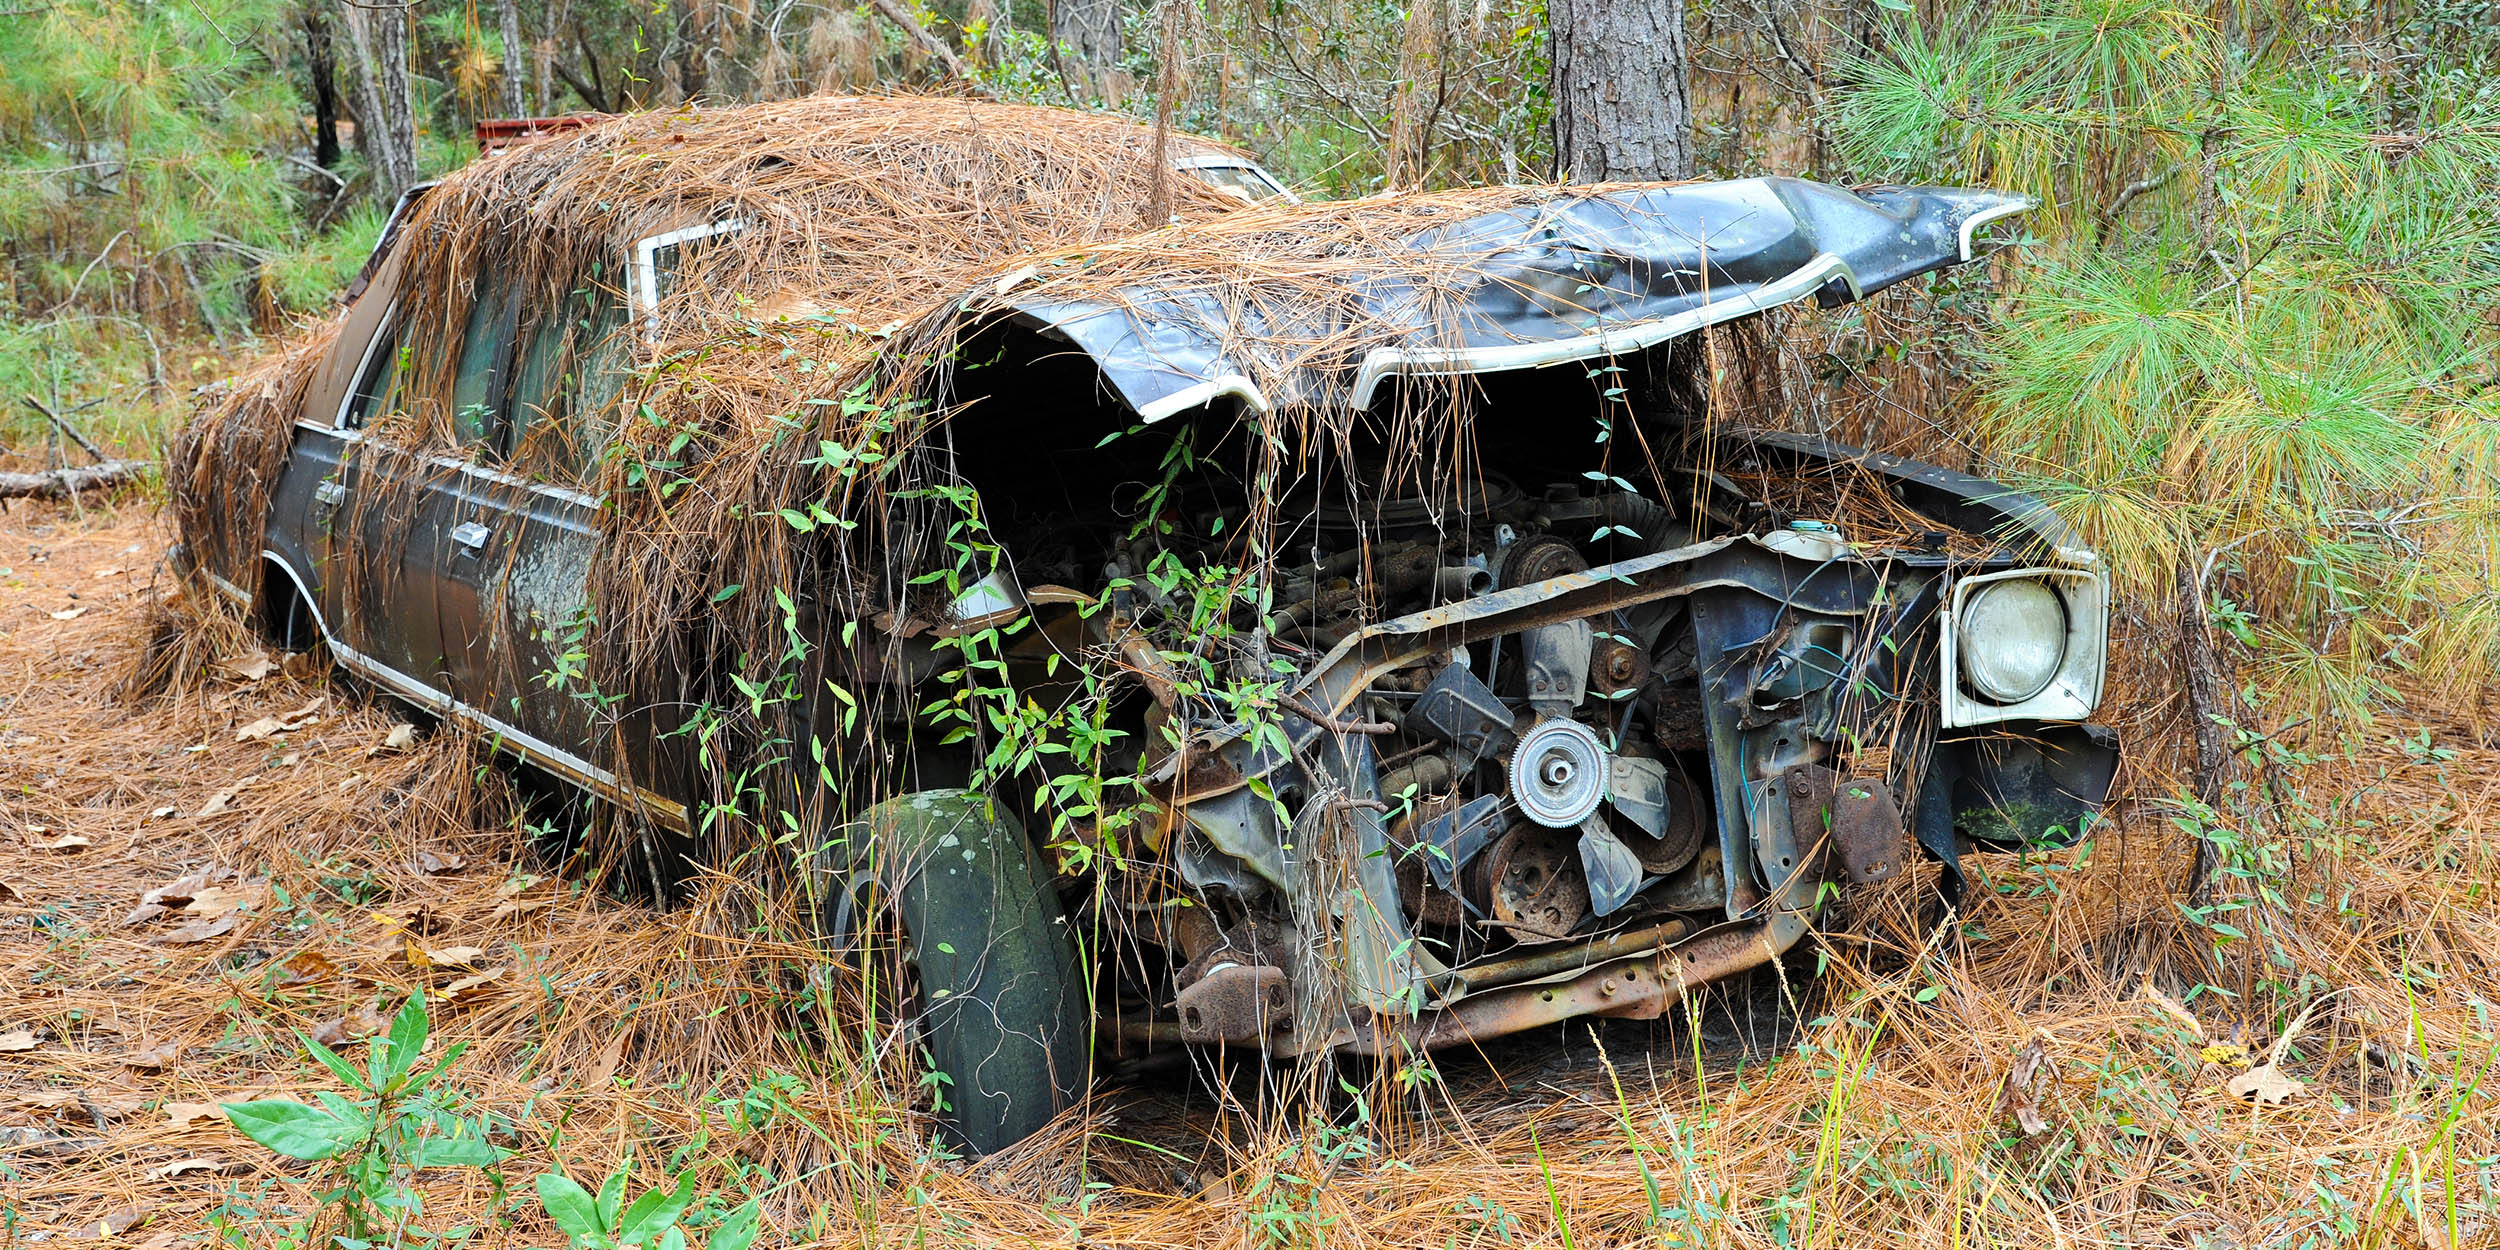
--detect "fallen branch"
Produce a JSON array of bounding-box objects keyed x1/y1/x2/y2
[
  {"x1": 0, "y1": 459, "x2": 151, "y2": 500},
  {"x1": 867, "y1": 0, "x2": 975, "y2": 84},
  {"x1": 23, "y1": 395, "x2": 110, "y2": 464}
]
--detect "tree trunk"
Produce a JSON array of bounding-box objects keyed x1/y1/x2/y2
[
  {"x1": 1549, "y1": 0, "x2": 1695, "y2": 182},
  {"x1": 339, "y1": 0, "x2": 420, "y2": 204},
  {"x1": 535, "y1": 0, "x2": 571, "y2": 113},
  {"x1": 498, "y1": 0, "x2": 528, "y2": 118},
  {"x1": 2176, "y1": 552, "x2": 2234, "y2": 907},
  {"x1": 1051, "y1": 0, "x2": 1122, "y2": 101},
  {"x1": 305, "y1": 5, "x2": 343, "y2": 172}
]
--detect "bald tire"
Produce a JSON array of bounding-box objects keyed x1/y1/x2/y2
[{"x1": 850, "y1": 790, "x2": 1087, "y2": 1155}]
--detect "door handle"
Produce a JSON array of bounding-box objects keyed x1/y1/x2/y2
[{"x1": 451, "y1": 521, "x2": 493, "y2": 554}]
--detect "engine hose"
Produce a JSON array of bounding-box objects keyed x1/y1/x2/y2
[{"x1": 1588, "y1": 493, "x2": 1680, "y2": 557}]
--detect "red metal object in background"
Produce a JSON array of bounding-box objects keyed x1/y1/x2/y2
[{"x1": 475, "y1": 115, "x2": 605, "y2": 153}]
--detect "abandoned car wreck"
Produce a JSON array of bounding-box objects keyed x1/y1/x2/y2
[{"x1": 172, "y1": 97, "x2": 2119, "y2": 1153}]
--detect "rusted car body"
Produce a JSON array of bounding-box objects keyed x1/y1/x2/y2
[{"x1": 175, "y1": 98, "x2": 2117, "y2": 1152}]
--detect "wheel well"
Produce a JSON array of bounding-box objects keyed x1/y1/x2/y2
[{"x1": 257, "y1": 558, "x2": 321, "y2": 652}]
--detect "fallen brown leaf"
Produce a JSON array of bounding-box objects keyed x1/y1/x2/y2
[
  {"x1": 163, "y1": 1101, "x2": 220, "y2": 1128},
  {"x1": 2227, "y1": 1063, "x2": 2305, "y2": 1106},
  {"x1": 29, "y1": 832, "x2": 91, "y2": 852},
  {"x1": 122, "y1": 1042, "x2": 180, "y2": 1071},
  {"x1": 11, "y1": 1090, "x2": 81, "y2": 1117},
  {"x1": 495, "y1": 872, "x2": 543, "y2": 898},
  {"x1": 91, "y1": 1204, "x2": 155, "y2": 1236},
  {"x1": 183, "y1": 882, "x2": 267, "y2": 919},
  {"x1": 275, "y1": 950, "x2": 343, "y2": 986},
  {"x1": 379, "y1": 905, "x2": 449, "y2": 937},
  {"x1": 383, "y1": 723, "x2": 416, "y2": 750},
  {"x1": 404, "y1": 940, "x2": 488, "y2": 970},
  {"x1": 2137, "y1": 975, "x2": 2205, "y2": 1041},
  {"x1": 414, "y1": 849, "x2": 466, "y2": 875},
  {"x1": 2000, "y1": 1033, "x2": 2056, "y2": 1137},
  {"x1": 490, "y1": 896, "x2": 554, "y2": 921},
  {"x1": 160, "y1": 912, "x2": 242, "y2": 945},
  {"x1": 147, "y1": 1157, "x2": 242, "y2": 1181},
  {"x1": 50, "y1": 605, "x2": 87, "y2": 620},
  {"x1": 91, "y1": 564, "x2": 128, "y2": 579},
  {"x1": 196, "y1": 778, "x2": 255, "y2": 819},
  {"x1": 436, "y1": 968, "x2": 505, "y2": 1002},
  {"x1": 310, "y1": 1000, "x2": 392, "y2": 1048},
  {"x1": 234, "y1": 716, "x2": 287, "y2": 741},
  {"x1": 2224, "y1": 992, "x2": 2329, "y2": 1108},
  {"x1": 222, "y1": 653, "x2": 278, "y2": 681},
  {"x1": 584, "y1": 1030, "x2": 631, "y2": 1087},
  {"x1": 0, "y1": 1030, "x2": 41, "y2": 1053}
]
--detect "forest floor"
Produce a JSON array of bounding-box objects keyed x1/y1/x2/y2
[{"x1": 6, "y1": 496, "x2": 2500, "y2": 1249}]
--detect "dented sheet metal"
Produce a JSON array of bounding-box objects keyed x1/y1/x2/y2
[{"x1": 988, "y1": 178, "x2": 2031, "y2": 420}]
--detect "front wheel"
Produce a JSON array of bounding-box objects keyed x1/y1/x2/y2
[{"x1": 826, "y1": 790, "x2": 1088, "y2": 1154}]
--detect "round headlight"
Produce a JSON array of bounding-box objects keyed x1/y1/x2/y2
[{"x1": 1959, "y1": 578, "x2": 2069, "y2": 703}]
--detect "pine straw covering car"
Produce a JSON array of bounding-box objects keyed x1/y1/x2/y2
[{"x1": 172, "y1": 95, "x2": 2120, "y2": 1153}]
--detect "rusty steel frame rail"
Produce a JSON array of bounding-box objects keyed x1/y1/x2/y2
[
  {"x1": 1099, "y1": 917, "x2": 1799, "y2": 1058},
  {"x1": 1364, "y1": 921, "x2": 1794, "y2": 1054}
]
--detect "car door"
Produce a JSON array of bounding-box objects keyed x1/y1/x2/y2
[{"x1": 427, "y1": 270, "x2": 528, "y2": 723}]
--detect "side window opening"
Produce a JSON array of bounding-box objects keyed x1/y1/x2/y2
[
  {"x1": 1173, "y1": 157, "x2": 1295, "y2": 205},
  {"x1": 632, "y1": 218, "x2": 745, "y2": 336},
  {"x1": 451, "y1": 273, "x2": 521, "y2": 448},
  {"x1": 340, "y1": 314, "x2": 406, "y2": 431},
  {"x1": 508, "y1": 265, "x2": 632, "y2": 476},
  {"x1": 499, "y1": 219, "x2": 746, "y2": 484}
]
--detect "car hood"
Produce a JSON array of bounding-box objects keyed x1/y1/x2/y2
[{"x1": 954, "y1": 177, "x2": 2029, "y2": 421}]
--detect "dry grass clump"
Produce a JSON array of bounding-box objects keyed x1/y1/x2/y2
[{"x1": 7, "y1": 501, "x2": 2500, "y2": 1248}]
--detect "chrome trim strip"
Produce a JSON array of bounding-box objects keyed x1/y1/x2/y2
[
  {"x1": 1345, "y1": 252, "x2": 1865, "y2": 410},
  {"x1": 1137, "y1": 374, "x2": 1273, "y2": 423},
  {"x1": 240, "y1": 549, "x2": 689, "y2": 833},
  {"x1": 294, "y1": 420, "x2": 602, "y2": 510},
  {"x1": 1957, "y1": 200, "x2": 2032, "y2": 262},
  {"x1": 203, "y1": 568, "x2": 253, "y2": 607},
  {"x1": 330, "y1": 304, "x2": 397, "y2": 430},
  {"x1": 635, "y1": 219, "x2": 748, "y2": 336}
]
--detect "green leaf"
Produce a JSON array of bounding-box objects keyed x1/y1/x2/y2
[
  {"x1": 536, "y1": 1174, "x2": 605, "y2": 1241},
  {"x1": 707, "y1": 1200, "x2": 761, "y2": 1250},
  {"x1": 374, "y1": 994, "x2": 430, "y2": 1092},
  {"x1": 709, "y1": 584, "x2": 742, "y2": 604},
  {"x1": 618, "y1": 1175, "x2": 697, "y2": 1246},
  {"x1": 596, "y1": 1169, "x2": 630, "y2": 1234},
  {"x1": 221, "y1": 1100, "x2": 359, "y2": 1162},
  {"x1": 299, "y1": 1031, "x2": 370, "y2": 1093},
  {"x1": 410, "y1": 1126, "x2": 507, "y2": 1169}
]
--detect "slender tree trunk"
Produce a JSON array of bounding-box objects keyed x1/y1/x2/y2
[
  {"x1": 339, "y1": 0, "x2": 420, "y2": 203},
  {"x1": 305, "y1": 6, "x2": 343, "y2": 172},
  {"x1": 2177, "y1": 553, "x2": 2234, "y2": 907},
  {"x1": 498, "y1": 0, "x2": 528, "y2": 117},
  {"x1": 1051, "y1": 0, "x2": 1122, "y2": 102},
  {"x1": 1549, "y1": 0, "x2": 1695, "y2": 181},
  {"x1": 535, "y1": 0, "x2": 571, "y2": 112}
]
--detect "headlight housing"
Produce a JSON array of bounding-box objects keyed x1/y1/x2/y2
[
  {"x1": 1958, "y1": 579, "x2": 2067, "y2": 702},
  {"x1": 1941, "y1": 567, "x2": 2108, "y2": 727}
]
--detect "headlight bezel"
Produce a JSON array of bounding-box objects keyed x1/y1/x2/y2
[
  {"x1": 1941, "y1": 567, "x2": 2108, "y2": 727},
  {"x1": 1958, "y1": 577, "x2": 2070, "y2": 703}
]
